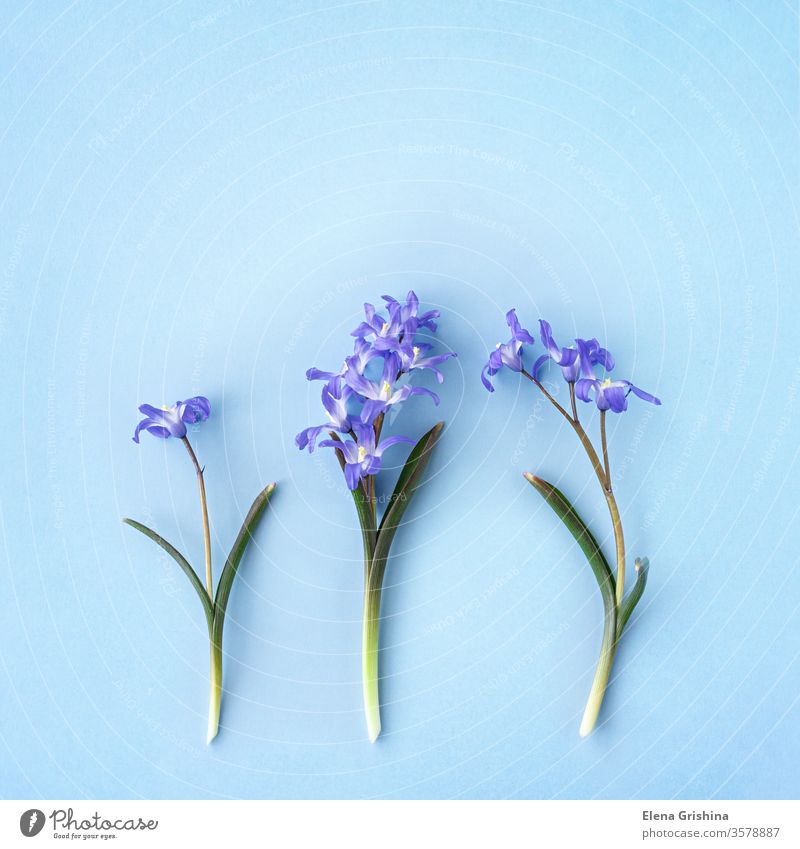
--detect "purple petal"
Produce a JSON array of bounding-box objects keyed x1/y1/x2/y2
[
  {"x1": 575, "y1": 378, "x2": 596, "y2": 403},
  {"x1": 344, "y1": 463, "x2": 363, "y2": 490},
  {"x1": 532, "y1": 353, "x2": 549, "y2": 380},
  {"x1": 295, "y1": 425, "x2": 326, "y2": 453},
  {"x1": 376, "y1": 435, "x2": 416, "y2": 455},
  {"x1": 408, "y1": 386, "x2": 440, "y2": 406},
  {"x1": 603, "y1": 385, "x2": 628, "y2": 413},
  {"x1": 506, "y1": 309, "x2": 535, "y2": 344},
  {"x1": 181, "y1": 396, "x2": 210, "y2": 423},
  {"x1": 360, "y1": 399, "x2": 387, "y2": 423},
  {"x1": 627, "y1": 383, "x2": 661, "y2": 405}
]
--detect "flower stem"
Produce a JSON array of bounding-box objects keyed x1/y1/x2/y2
[
  {"x1": 600, "y1": 409, "x2": 611, "y2": 484},
  {"x1": 580, "y1": 593, "x2": 617, "y2": 737},
  {"x1": 605, "y1": 490, "x2": 626, "y2": 606},
  {"x1": 207, "y1": 635, "x2": 223, "y2": 744},
  {"x1": 183, "y1": 437, "x2": 213, "y2": 599},
  {"x1": 524, "y1": 377, "x2": 630, "y2": 732},
  {"x1": 362, "y1": 581, "x2": 382, "y2": 742}
]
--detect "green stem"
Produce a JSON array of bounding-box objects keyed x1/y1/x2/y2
[
  {"x1": 362, "y1": 577, "x2": 382, "y2": 743},
  {"x1": 207, "y1": 634, "x2": 223, "y2": 744},
  {"x1": 183, "y1": 437, "x2": 213, "y2": 599},
  {"x1": 606, "y1": 490, "x2": 626, "y2": 606},
  {"x1": 580, "y1": 598, "x2": 617, "y2": 737}
]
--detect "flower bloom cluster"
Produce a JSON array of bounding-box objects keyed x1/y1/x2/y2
[
  {"x1": 296, "y1": 291, "x2": 456, "y2": 489},
  {"x1": 481, "y1": 311, "x2": 660, "y2": 412}
]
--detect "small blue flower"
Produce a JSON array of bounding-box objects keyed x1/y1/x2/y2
[
  {"x1": 481, "y1": 309, "x2": 536, "y2": 391},
  {"x1": 533, "y1": 320, "x2": 613, "y2": 384},
  {"x1": 396, "y1": 341, "x2": 456, "y2": 383},
  {"x1": 381, "y1": 290, "x2": 440, "y2": 336},
  {"x1": 575, "y1": 377, "x2": 661, "y2": 413},
  {"x1": 133, "y1": 397, "x2": 210, "y2": 443},
  {"x1": 306, "y1": 339, "x2": 378, "y2": 383},
  {"x1": 344, "y1": 353, "x2": 439, "y2": 423},
  {"x1": 295, "y1": 377, "x2": 353, "y2": 452},
  {"x1": 574, "y1": 340, "x2": 660, "y2": 412},
  {"x1": 319, "y1": 422, "x2": 416, "y2": 490},
  {"x1": 351, "y1": 301, "x2": 405, "y2": 347}
]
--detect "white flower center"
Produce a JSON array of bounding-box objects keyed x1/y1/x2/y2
[
  {"x1": 412, "y1": 346, "x2": 420, "y2": 361},
  {"x1": 357, "y1": 446, "x2": 367, "y2": 462},
  {"x1": 380, "y1": 380, "x2": 392, "y2": 399},
  {"x1": 381, "y1": 322, "x2": 389, "y2": 334},
  {"x1": 601, "y1": 378, "x2": 613, "y2": 388}
]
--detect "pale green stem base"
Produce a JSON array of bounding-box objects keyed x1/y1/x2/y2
[
  {"x1": 579, "y1": 607, "x2": 617, "y2": 737},
  {"x1": 362, "y1": 588, "x2": 382, "y2": 743},
  {"x1": 207, "y1": 639, "x2": 223, "y2": 744}
]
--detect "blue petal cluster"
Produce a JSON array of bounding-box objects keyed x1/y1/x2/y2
[
  {"x1": 482, "y1": 313, "x2": 661, "y2": 413},
  {"x1": 133, "y1": 397, "x2": 211, "y2": 442},
  {"x1": 297, "y1": 291, "x2": 456, "y2": 489}
]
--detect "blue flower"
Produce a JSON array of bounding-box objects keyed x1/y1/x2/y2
[
  {"x1": 344, "y1": 353, "x2": 439, "y2": 423},
  {"x1": 533, "y1": 320, "x2": 612, "y2": 384},
  {"x1": 481, "y1": 309, "x2": 536, "y2": 391},
  {"x1": 295, "y1": 377, "x2": 353, "y2": 452},
  {"x1": 133, "y1": 397, "x2": 210, "y2": 443},
  {"x1": 575, "y1": 377, "x2": 661, "y2": 412},
  {"x1": 351, "y1": 301, "x2": 405, "y2": 347},
  {"x1": 574, "y1": 340, "x2": 660, "y2": 412},
  {"x1": 396, "y1": 341, "x2": 456, "y2": 383},
  {"x1": 319, "y1": 422, "x2": 416, "y2": 490},
  {"x1": 306, "y1": 339, "x2": 378, "y2": 383},
  {"x1": 381, "y1": 290, "x2": 440, "y2": 336}
]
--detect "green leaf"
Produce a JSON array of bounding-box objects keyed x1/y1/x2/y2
[
  {"x1": 371, "y1": 421, "x2": 444, "y2": 588},
  {"x1": 617, "y1": 557, "x2": 649, "y2": 637},
  {"x1": 523, "y1": 473, "x2": 616, "y2": 612},
  {"x1": 122, "y1": 518, "x2": 213, "y2": 631},
  {"x1": 212, "y1": 483, "x2": 276, "y2": 646}
]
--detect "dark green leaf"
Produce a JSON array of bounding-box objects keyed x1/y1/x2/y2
[
  {"x1": 523, "y1": 474, "x2": 616, "y2": 613},
  {"x1": 122, "y1": 518, "x2": 213, "y2": 630},
  {"x1": 371, "y1": 421, "x2": 444, "y2": 590},
  {"x1": 212, "y1": 483, "x2": 276, "y2": 645},
  {"x1": 617, "y1": 557, "x2": 648, "y2": 637}
]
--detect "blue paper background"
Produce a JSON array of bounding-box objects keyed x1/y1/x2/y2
[{"x1": 1, "y1": 0, "x2": 798, "y2": 800}]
